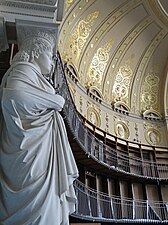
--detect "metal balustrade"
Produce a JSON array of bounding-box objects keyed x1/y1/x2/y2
[
  {"x1": 55, "y1": 52, "x2": 168, "y2": 180},
  {"x1": 73, "y1": 180, "x2": 168, "y2": 223}
]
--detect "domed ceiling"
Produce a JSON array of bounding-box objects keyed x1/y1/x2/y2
[{"x1": 58, "y1": 0, "x2": 168, "y2": 119}]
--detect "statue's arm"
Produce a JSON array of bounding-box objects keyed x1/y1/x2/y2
[{"x1": 3, "y1": 65, "x2": 65, "y2": 112}]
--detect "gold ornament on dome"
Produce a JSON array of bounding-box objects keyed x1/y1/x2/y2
[
  {"x1": 65, "y1": 0, "x2": 74, "y2": 11},
  {"x1": 114, "y1": 122, "x2": 130, "y2": 139},
  {"x1": 86, "y1": 39, "x2": 114, "y2": 88},
  {"x1": 87, "y1": 108, "x2": 101, "y2": 127},
  {"x1": 141, "y1": 65, "x2": 160, "y2": 112},
  {"x1": 145, "y1": 129, "x2": 161, "y2": 145},
  {"x1": 131, "y1": 30, "x2": 167, "y2": 113},
  {"x1": 112, "y1": 61, "x2": 133, "y2": 104},
  {"x1": 63, "y1": 11, "x2": 99, "y2": 67}
]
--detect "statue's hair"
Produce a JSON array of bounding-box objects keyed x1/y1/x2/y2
[{"x1": 12, "y1": 37, "x2": 54, "y2": 64}]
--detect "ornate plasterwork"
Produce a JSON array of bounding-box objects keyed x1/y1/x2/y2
[
  {"x1": 65, "y1": 0, "x2": 74, "y2": 11},
  {"x1": 141, "y1": 64, "x2": 160, "y2": 113},
  {"x1": 105, "y1": 113, "x2": 109, "y2": 133},
  {"x1": 144, "y1": 123, "x2": 161, "y2": 145},
  {"x1": 112, "y1": 55, "x2": 134, "y2": 105},
  {"x1": 85, "y1": 39, "x2": 114, "y2": 90},
  {"x1": 0, "y1": 17, "x2": 8, "y2": 51},
  {"x1": 104, "y1": 16, "x2": 152, "y2": 104},
  {"x1": 63, "y1": 11, "x2": 99, "y2": 67},
  {"x1": 87, "y1": 107, "x2": 101, "y2": 127},
  {"x1": 143, "y1": 109, "x2": 162, "y2": 120},
  {"x1": 87, "y1": 86, "x2": 103, "y2": 103},
  {"x1": 131, "y1": 29, "x2": 167, "y2": 113},
  {"x1": 114, "y1": 121, "x2": 130, "y2": 139},
  {"x1": 113, "y1": 101, "x2": 130, "y2": 115}
]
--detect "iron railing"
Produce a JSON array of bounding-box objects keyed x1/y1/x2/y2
[
  {"x1": 55, "y1": 52, "x2": 168, "y2": 180},
  {"x1": 73, "y1": 180, "x2": 168, "y2": 223}
]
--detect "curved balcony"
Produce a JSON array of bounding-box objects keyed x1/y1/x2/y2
[
  {"x1": 73, "y1": 180, "x2": 168, "y2": 223},
  {"x1": 55, "y1": 52, "x2": 168, "y2": 181}
]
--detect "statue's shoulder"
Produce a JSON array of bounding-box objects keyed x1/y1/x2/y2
[{"x1": 12, "y1": 62, "x2": 38, "y2": 74}]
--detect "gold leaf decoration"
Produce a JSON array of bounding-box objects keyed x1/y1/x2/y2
[
  {"x1": 145, "y1": 128, "x2": 161, "y2": 145},
  {"x1": 86, "y1": 39, "x2": 114, "y2": 88},
  {"x1": 87, "y1": 107, "x2": 101, "y2": 127},
  {"x1": 65, "y1": 0, "x2": 74, "y2": 11},
  {"x1": 114, "y1": 121, "x2": 130, "y2": 139},
  {"x1": 64, "y1": 11, "x2": 99, "y2": 66},
  {"x1": 112, "y1": 57, "x2": 134, "y2": 104},
  {"x1": 141, "y1": 64, "x2": 160, "y2": 112}
]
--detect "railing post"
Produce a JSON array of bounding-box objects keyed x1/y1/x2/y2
[
  {"x1": 74, "y1": 118, "x2": 79, "y2": 139},
  {"x1": 84, "y1": 129, "x2": 88, "y2": 153},
  {"x1": 133, "y1": 200, "x2": 135, "y2": 219},
  {"x1": 75, "y1": 188, "x2": 79, "y2": 215},
  {"x1": 97, "y1": 195, "x2": 102, "y2": 218},
  {"x1": 87, "y1": 191, "x2": 92, "y2": 217},
  {"x1": 147, "y1": 200, "x2": 149, "y2": 220}
]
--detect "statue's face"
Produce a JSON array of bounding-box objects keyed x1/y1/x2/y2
[{"x1": 35, "y1": 50, "x2": 53, "y2": 75}]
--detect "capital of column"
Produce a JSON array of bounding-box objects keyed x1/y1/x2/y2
[{"x1": 0, "y1": 17, "x2": 9, "y2": 52}]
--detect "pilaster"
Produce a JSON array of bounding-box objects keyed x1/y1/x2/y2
[{"x1": 0, "y1": 17, "x2": 8, "y2": 52}]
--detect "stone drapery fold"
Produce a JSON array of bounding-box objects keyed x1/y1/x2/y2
[{"x1": 0, "y1": 62, "x2": 78, "y2": 225}]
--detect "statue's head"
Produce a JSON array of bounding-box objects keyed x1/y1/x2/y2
[{"x1": 12, "y1": 30, "x2": 56, "y2": 75}]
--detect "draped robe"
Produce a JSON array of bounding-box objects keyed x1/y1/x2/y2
[{"x1": 0, "y1": 62, "x2": 78, "y2": 225}]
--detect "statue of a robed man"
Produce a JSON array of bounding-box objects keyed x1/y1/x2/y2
[{"x1": 0, "y1": 27, "x2": 78, "y2": 225}]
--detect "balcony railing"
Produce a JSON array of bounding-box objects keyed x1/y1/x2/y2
[
  {"x1": 55, "y1": 52, "x2": 168, "y2": 180},
  {"x1": 73, "y1": 180, "x2": 168, "y2": 223}
]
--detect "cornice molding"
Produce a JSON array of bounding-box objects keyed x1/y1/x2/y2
[
  {"x1": 0, "y1": 0, "x2": 65, "y2": 23},
  {"x1": 13, "y1": 0, "x2": 57, "y2": 6},
  {"x1": 0, "y1": 0, "x2": 56, "y2": 12}
]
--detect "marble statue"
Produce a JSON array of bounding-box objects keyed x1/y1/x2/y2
[{"x1": 0, "y1": 30, "x2": 78, "y2": 225}]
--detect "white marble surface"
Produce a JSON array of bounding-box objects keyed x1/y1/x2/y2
[{"x1": 0, "y1": 46, "x2": 78, "y2": 224}]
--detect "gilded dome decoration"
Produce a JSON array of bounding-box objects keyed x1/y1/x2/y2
[
  {"x1": 62, "y1": 11, "x2": 99, "y2": 68},
  {"x1": 141, "y1": 65, "x2": 160, "y2": 113},
  {"x1": 58, "y1": 0, "x2": 168, "y2": 146}
]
